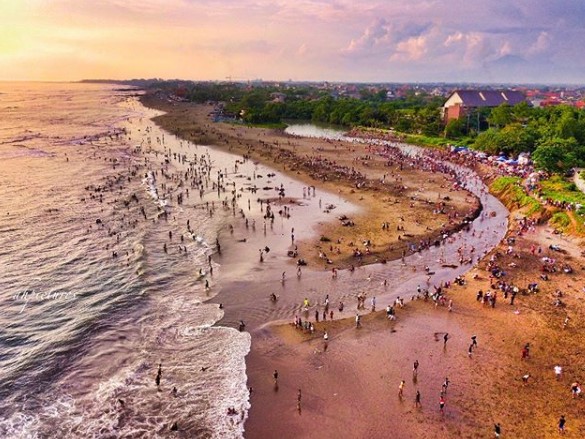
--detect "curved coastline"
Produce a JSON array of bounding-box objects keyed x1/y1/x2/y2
[
  {"x1": 140, "y1": 95, "x2": 585, "y2": 438},
  {"x1": 137, "y1": 95, "x2": 515, "y2": 435},
  {"x1": 11, "y1": 86, "x2": 584, "y2": 439}
]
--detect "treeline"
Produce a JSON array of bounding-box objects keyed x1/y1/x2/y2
[
  {"x1": 182, "y1": 83, "x2": 444, "y2": 136},
  {"x1": 146, "y1": 81, "x2": 585, "y2": 174},
  {"x1": 447, "y1": 102, "x2": 585, "y2": 172}
]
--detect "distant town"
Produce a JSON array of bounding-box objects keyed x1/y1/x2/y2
[{"x1": 83, "y1": 78, "x2": 585, "y2": 108}]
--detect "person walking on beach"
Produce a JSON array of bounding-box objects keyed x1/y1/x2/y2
[
  {"x1": 558, "y1": 415, "x2": 566, "y2": 434},
  {"x1": 443, "y1": 333, "x2": 449, "y2": 346},
  {"x1": 415, "y1": 390, "x2": 421, "y2": 408},
  {"x1": 398, "y1": 380, "x2": 405, "y2": 399},
  {"x1": 273, "y1": 369, "x2": 279, "y2": 386},
  {"x1": 555, "y1": 365, "x2": 562, "y2": 380},
  {"x1": 471, "y1": 335, "x2": 478, "y2": 348},
  {"x1": 442, "y1": 377, "x2": 450, "y2": 394},
  {"x1": 413, "y1": 360, "x2": 419, "y2": 377},
  {"x1": 494, "y1": 423, "x2": 501, "y2": 438},
  {"x1": 439, "y1": 395, "x2": 445, "y2": 414}
]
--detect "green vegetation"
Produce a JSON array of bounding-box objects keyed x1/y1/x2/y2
[
  {"x1": 491, "y1": 176, "x2": 522, "y2": 192},
  {"x1": 402, "y1": 134, "x2": 451, "y2": 148},
  {"x1": 177, "y1": 83, "x2": 446, "y2": 136},
  {"x1": 490, "y1": 177, "x2": 542, "y2": 215},
  {"x1": 146, "y1": 81, "x2": 585, "y2": 175},
  {"x1": 549, "y1": 211, "x2": 585, "y2": 234},
  {"x1": 204, "y1": 84, "x2": 585, "y2": 174},
  {"x1": 550, "y1": 212, "x2": 571, "y2": 229},
  {"x1": 539, "y1": 176, "x2": 585, "y2": 208}
]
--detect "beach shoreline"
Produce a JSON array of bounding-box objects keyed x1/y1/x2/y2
[{"x1": 140, "y1": 93, "x2": 585, "y2": 438}]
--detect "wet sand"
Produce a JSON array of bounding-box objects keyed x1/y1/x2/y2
[
  {"x1": 141, "y1": 94, "x2": 585, "y2": 438},
  {"x1": 243, "y1": 223, "x2": 585, "y2": 438},
  {"x1": 245, "y1": 303, "x2": 474, "y2": 439},
  {"x1": 141, "y1": 94, "x2": 478, "y2": 270}
]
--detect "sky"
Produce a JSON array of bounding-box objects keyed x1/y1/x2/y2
[{"x1": 1, "y1": 0, "x2": 584, "y2": 84}]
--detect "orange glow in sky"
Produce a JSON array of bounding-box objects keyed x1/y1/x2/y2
[{"x1": 1, "y1": 0, "x2": 583, "y2": 83}]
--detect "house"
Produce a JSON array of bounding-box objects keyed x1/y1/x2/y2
[
  {"x1": 270, "y1": 92, "x2": 287, "y2": 103},
  {"x1": 442, "y1": 89, "x2": 527, "y2": 123}
]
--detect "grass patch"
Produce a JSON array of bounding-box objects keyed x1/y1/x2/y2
[
  {"x1": 490, "y1": 176, "x2": 542, "y2": 215},
  {"x1": 540, "y1": 176, "x2": 583, "y2": 202},
  {"x1": 538, "y1": 176, "x2": 585, "y2": 232},
  {"x1": 550, "y1": 212, "x2": 571, "y2": 229},
  {"x1": 540, "y1": 175, "x2": 585, "y2": 206},
  {"x1": 402, "y1": 134, "x2": 450, "y2": 148},
  {"x1": 491, "y1": 176, "x2": 521, "y2": 192}
]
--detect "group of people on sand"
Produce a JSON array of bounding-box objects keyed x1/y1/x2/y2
[{"x1": 395, "y1": 360, "x2": 452, "y2": 418}]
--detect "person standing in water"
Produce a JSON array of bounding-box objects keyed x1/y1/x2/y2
[
  {"x1": 155, "y1": 362, "x2": 162, "y2": 390},
  {"x1": 297, "y1": 388, "x2": 302, "y2": 413}
]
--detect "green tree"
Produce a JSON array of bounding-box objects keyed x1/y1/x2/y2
[
  {"x1": 488, "y1": 104, "x2": 513, "y2": 128},
  {"x1": 394, "y1": 114, "x2": 414, "y2": 133},
  {"x1": 312, "y1": 96, "x2": 334, "y2": 123},
  {"x1": 532, "y1": 138, "x2": 583, "y2": 172},
  {"x1": 415, "y1": 107, "x2": 442, "y2": 136},
  {"x1": 510, "y1": 101, "x2": 535, "y2": 124},
  {"x1": 444, "y1": 118, "x2": 466, "y2": 139},
  {"x1": 498, "y1": 123, "x2": 537, "y2": 155},
  {"x1": 473, "y1": 128, "x2": 504, "y2": 155}
]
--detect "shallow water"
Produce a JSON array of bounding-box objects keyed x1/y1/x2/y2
[
  {"x1": 0, "y1": 83, "x2": 255, "y2": 438},
  {"x1": 262, "y1": 124, "x2": 510, "y2": 312}
]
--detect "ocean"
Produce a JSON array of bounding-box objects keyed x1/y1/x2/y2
[{"x1": 0, "y1": 82, "x2": 257, "y2": 438}]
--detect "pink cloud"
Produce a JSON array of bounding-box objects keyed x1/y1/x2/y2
[
  {"x1": 344, "y1": 18, "x2": 392, "y2": 54},
  {"x1": 390, "y1": 35, "x2": 427, "y2": 61}
]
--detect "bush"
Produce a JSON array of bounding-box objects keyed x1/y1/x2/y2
[
  {"x1": 540, "y1": 176, "x2": 585, "y2": 205},
  {"x1": 550, "y1": 212, "x2": 571, "y2": 228},
  {"x1": 490, "y1": 177, "x2": 542, "y2": 215}
]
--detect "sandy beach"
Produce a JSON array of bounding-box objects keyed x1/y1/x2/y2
[{"x1": 141, "y1": 94, "x2": 585, "y2": 438}]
